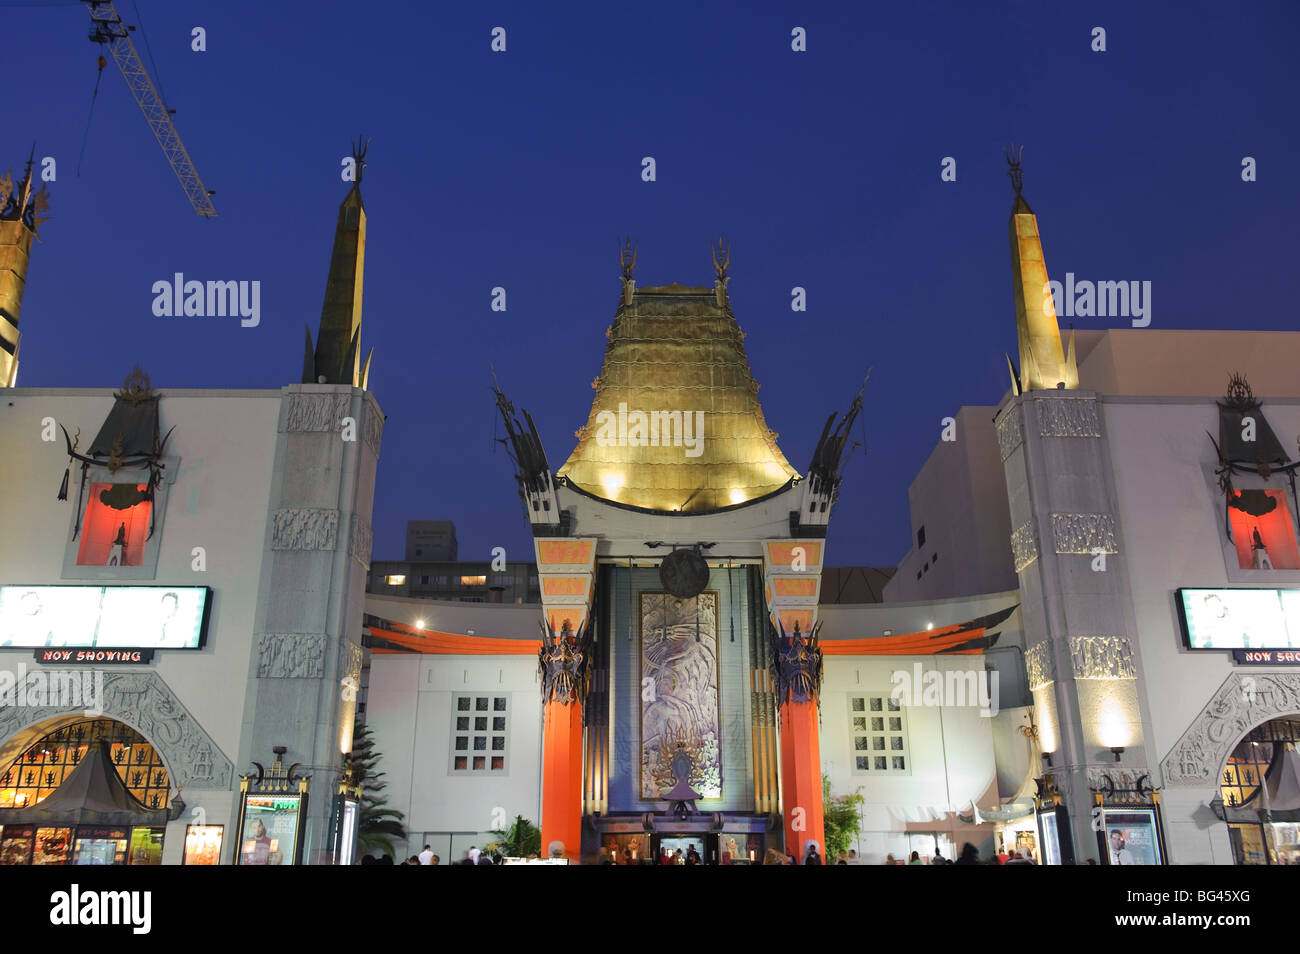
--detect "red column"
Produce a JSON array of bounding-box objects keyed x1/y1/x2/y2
[
  {"x1": 540, "y1": 698, "x2": 584, "y2": 862},
  {"x1": 780, "y1": 698, "x2": 826, "y2": 861}
]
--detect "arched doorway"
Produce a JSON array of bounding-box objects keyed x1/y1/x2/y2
[
  {"x1": 1216, "y1": 715, "x2": 1300, "y2": 865},
  {"x1": 0, "y1": 718, "x2": 173, "y2": 865}
]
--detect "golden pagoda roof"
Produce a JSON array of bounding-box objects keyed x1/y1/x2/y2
[{"x1": 556, "y1": 281, "x2": 799, "y2": 512}]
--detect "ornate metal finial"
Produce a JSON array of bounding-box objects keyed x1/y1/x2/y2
[
  {"x1": 1225, "y1": 372, "x2": 1255, "y2": 411},
  {"x1": 116, "y1": 365, "x2": 154, "y2": 405},
  {"x1": 711, "y1": 237, "x2": 731, "y2": 281},
  {"x1": 0, "y1": 144, "x2": 51, "y2": 233},
  {"x1": 619, "y1": 237, "x2": 637, "y2": 280},
  {"x1": 1004, "y1": 144, "x2": 1025, "y2": 195},
  {"x1": 350, "y1": 135, "x2": 370, "y2": 184}
]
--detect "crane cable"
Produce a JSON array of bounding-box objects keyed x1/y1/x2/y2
[{"x1": 76, "y1": 54, "x2": 108, "y2": 178}]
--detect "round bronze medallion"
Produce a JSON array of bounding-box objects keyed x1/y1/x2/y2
[{"x1": 659, "y1": 548, "x2": 710, "y2": 599}]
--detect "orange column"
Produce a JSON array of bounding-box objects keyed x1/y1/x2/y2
[
  {"x1": 541, "y1": 698, "x2": 584, "y2": 862},
  {"x1": 779, "y1": 698, "x2": 825, "y2": 861}
]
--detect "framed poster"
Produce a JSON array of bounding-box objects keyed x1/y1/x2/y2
[
  {"x1": 33, "y1": 827, "x2": 72, "y2": 865},
  {"x1": 128, "y1": 827, "x2": 164, "y2": 865},
  {"x1": 1100, "y1": 808, "x2": 1163, "y2": 866},
  {"x1": 182, "y1": 824, "x2": 223, "y2": 866},
  {"x1": 0, "y1": 826, "x2": 35, "y2": 865},
  {"x1": 72, "y1": 827, "x2": 129, "y2": 865},
  {"x1": 236, "y1": 795, "x2": 303, "y2": 866}
]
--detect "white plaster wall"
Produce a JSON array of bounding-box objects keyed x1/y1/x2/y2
[
  {"x1": 0, "y1": 388, "x2": 280, "y2": 771},
  {"x1": 822, "y1": 655, "x2": 1001, "y2": 864},
  {"x1": 366, "y1": 653, "x2": 542, "y2": 851}
]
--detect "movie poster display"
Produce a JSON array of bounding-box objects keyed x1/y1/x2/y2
[
  {"x1": 0, "y1": 826, "x2": 34, "y2": 865},
  {"x1": 182, "y1": 825, "x2": 223, "y2": 865},
  {"x1": 0, "y1": 584, "x2": 211, "y2": 649},
  {"x1": 1177, "y1": 588, "x2": 1300, "y2": 651},
  {"x1": 72, "y1": 827, "x2": 129, "y2": 865},
  {"x1": 237, "y1": 795, "x2": 302, "y2": 866},
  {"x1": 1101, "y1": 808, "x2": 1163, "y2": 865},
  {"x1": 32, "y1": 827, "x2": 72, "y2": 865}
]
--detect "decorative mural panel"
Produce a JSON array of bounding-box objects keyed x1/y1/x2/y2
[
  {"x1": 639, "y1": 592, "x2": 722, "y2": 800},
  {"x1": 1037, "y1": 398, "x2": 1101, "y2": 438}
]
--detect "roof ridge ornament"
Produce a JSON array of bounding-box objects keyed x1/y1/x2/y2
[
  {"x1": 1004, "y1": 143, "x2": 1025, "y2": 195},
  {"x1": 711, "y1": 237, "x2": 730, "y2": 281},
  {"x1": 350, "y1": 135, "x2": 370, "y2": 185}
]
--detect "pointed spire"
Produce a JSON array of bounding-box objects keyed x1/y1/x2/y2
[
  {"x1": 1004, "y1": 146, "x2": 1077, "y2": 393},
  {"x1": 0, "y1": 145, "x2": 51, "y2": 388},
  {"x1": 305, "y1": 136, "x2": 371, "y2": 388}
]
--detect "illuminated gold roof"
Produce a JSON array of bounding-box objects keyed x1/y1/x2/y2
[{"x1": 557, "y1": 282, "x2": 798, "y2": 511}]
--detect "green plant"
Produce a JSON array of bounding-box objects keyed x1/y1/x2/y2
[
  {"x1": 348, "y1": 722, "x2": 407, "y2": 860},
  {"x1": 822, "y1": 774, "x2": 864, "y2": 862},
  {"x1": 486, "y1": 815, "x2": 542, "y2": 859}
]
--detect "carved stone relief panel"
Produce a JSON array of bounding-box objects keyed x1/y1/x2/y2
[
  {"x1": 284, "y1": 393, "x2": 352, "y2": 433},
  {"x1": 1011, "y1": 522, "x2": 1040, "y2": 573},
  {"x1": 257, "y1": 633, "x2": 327, "y2": 679},
  {"x1": 271, "y1": 508, "x2": 339, "y2": 551},
  {"x1": 1069, "y1": 636, "x2": 1136, "y2": 680},
  {"x1": 997, "y1": 408, "x2": 1024, "y2": 462},
  {"x1": 1038, "y1": 398, "x2": 1101, "y2": 438},
  {"x1": 1161, "y1": 672, "x2": 1300, "y2": 786},
  {"x1": 1050, "y1": 513, "x2": 1118, "y2": 555},
  {"x1": 1025, "y1": 640, "x2": 1057, "y2": 691}
]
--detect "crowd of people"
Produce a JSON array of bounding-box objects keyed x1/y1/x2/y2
[{"x1": 364, "y1": 840, "x2": 1102, "y2": 865}]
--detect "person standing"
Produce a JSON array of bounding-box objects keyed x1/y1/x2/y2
[
  {"x1": 418, "y1": 844, "x2": 434, "y2": 866},
  {"x1": 803, "y1": 843, "x2": 823, "y2": 865}
]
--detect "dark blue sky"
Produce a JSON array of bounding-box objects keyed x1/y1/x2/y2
[{"x1": 10, "y1": 1, "x2": 1299, "y2": 568}]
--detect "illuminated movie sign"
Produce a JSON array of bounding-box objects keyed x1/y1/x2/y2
[
  {"x1": 0, "y1": 585, "x2": 211, "y2": 651},
  {"x1": 1176, "y1": 588, "x2": 1300, "y2": 652}
]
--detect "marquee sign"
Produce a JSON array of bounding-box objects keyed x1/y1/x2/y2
[
  {"x1": 1176, "y1": 588, "x2": 1300, "y2": 653},
  {"x1": 0, "y1": 585, "x2": 211, "y2": 653}
]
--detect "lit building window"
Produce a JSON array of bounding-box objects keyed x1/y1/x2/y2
[
  {"x1": 385, "y1": 575, "x2": 406, "y2": 585},
  {"x1": 76, "y1": 483, "x2": 152, "y2": 567},
  {"x1": 460, "y1": 575, "x2": 486, "y2": 586},
  {"x1": 1227, "y1": 490, "x2": 1300, "y2": 570},
  {"x1": 450, "y1": 696, "x2": 508, "y2": 773},
  {"x1": 849, "y1": 695, "x2": 910, "y2": 776}
]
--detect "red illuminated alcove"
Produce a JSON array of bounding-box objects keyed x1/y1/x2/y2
[
  {"x1": 76, "y1": 483, "x2": 152, "y2": 567},
  {"x1": 1228, "y1": 489, "x2": 1300, "y2": 570}
]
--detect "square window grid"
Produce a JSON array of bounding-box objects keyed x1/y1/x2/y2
[
  {"x1": 849, "y1": 694, "x2": 910, "y2": 776},
  {"x1": 449, "y1": 695, "x2": 508, "y2": 774}
]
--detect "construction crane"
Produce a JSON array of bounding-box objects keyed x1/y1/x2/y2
[{"x1": 83, "y1": 1, "x2": 217, "y2": 217}]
